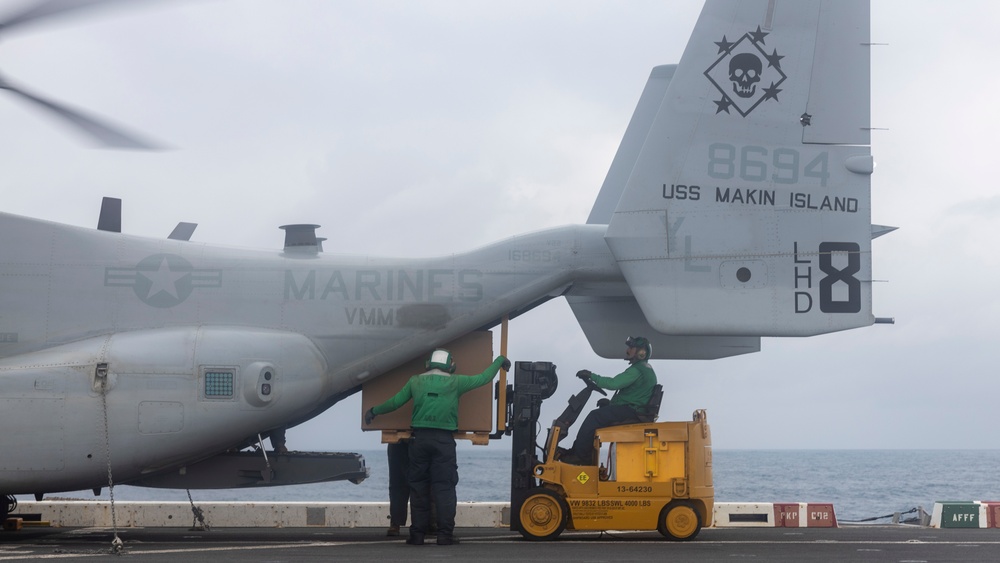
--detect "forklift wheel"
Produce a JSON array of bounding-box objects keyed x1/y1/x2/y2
[
  {"x1": 518, "y1": 488, "x2": 569, "y2": 541},
  {"x1": 657, "y1": 500, "x2": 701, "y2": 541}
]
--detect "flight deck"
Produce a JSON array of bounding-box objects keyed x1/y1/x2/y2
[{"x1": 2, "y1": 525, "x2": 999, "y2": 563}]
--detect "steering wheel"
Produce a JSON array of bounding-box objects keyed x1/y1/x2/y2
[{"x1": 582, "y1": 374, "x2": 607, "y2": 397}]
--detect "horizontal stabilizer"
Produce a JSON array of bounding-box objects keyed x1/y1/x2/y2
[{"x1": 567, "y1": 295, "x2": 759, "y2": 360}]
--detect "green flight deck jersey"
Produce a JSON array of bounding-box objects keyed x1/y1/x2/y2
[
  {"x1": 588, "y1": 360, "x2": 656, "y2": 410},
  {"x1": 371, "y1": 356, "x2": 507, "y2": 431}
]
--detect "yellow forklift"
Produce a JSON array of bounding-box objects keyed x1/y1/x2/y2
[{"x1": 503, "y1": 361, "x2": 713, "y2": 541}]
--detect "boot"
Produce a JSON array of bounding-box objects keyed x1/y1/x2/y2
[
  {"x1": 406, "y1": 533, "x2": 425, "y2": 546},
  {"x1": 437, "y1": 535, "x2": 459, "y2": 545}
]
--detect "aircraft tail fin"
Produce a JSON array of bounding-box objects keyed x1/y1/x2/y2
[
  {"x1": 602, "y1": 0, "x2": 874, "y2": 337},
  {"x1": 571, "y1": 63, "x2": 761, "y2": 359},
  {"x1": 587, "y1": 65, "x2": 676, "y2": 225}
]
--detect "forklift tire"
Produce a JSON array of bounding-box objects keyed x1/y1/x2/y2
[
  {"x1": 657, "y1": 500, "x2": 701, "y2": 541},
  {"x1": 518, "y1": 488, "x2": 569, "y2": 541}
]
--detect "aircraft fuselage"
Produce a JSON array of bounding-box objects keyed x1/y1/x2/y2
[{"x1": 0, "y1": 213, "x2": 616, "y2": 493}]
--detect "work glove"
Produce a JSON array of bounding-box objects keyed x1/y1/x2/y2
[
  {"x1": 500, "y1": 357, "x2": 511, "y2": 371},
  {"x1": 364, "y1": 408, "x2": 376, "y2": 425},
  {"x1": 576, "y1": 369, "x2": 592, "y2": 381}
]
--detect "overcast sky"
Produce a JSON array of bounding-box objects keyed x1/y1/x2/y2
[{"x1": 1, "y1": 0, "x2": 997, "y2": 451}]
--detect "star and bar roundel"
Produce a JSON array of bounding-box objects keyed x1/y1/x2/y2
[{"x1": 105, "y1": 254, "x2": 221, "y2": 308}]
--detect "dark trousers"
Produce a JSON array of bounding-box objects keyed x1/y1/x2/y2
[
  {"x1": 408, "y1": 428, "x2": 458, "y2": 540},
  {"x1": 387, "y1": 441, "x2": 410, "y2": 527},
  {"x1": 570, "y1": 403, "x2": 639, "y2": 460}
]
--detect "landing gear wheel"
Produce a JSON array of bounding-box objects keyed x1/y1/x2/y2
[
  {"x1": 518, "y1": 488, "x2": 568, "y2": 541},
  {"x1": 658, "y1": 500, "x2": 701, "y2": 541}
]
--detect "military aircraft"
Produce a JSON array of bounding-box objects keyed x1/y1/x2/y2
[{"x1": 1, "y1": 0, "x2": 891, "y2": 518}]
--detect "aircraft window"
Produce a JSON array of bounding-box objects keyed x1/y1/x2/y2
[
  {"x1": 205, "y1": 371, "x2": 235, "y2": 398},
  {"x1": 737, "y1": 267, "x2": 752, "y2": 283}
]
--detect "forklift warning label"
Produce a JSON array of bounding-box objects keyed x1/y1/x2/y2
[{"x1": 568, "y1": 499, "x2": 651, "y2": 520}]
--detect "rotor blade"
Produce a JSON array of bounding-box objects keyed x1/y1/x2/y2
[
  {"x1": 0, "y1": 78, "x2": 161, "y2": 150},
  {"x1": 0, "y1": 0, "x2": 136, "y2": 32},
  {"x1": 98, "y1": 197, "x2": 121, "y2": 233}
]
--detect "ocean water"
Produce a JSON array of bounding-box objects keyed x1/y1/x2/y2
[{"x1": 36, "y1": 449, "x2": 1000, "y2": 522}]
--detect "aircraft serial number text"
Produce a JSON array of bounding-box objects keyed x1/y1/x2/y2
[
  {"x1": 707, "y1": 143, "x2": 830, "y2": 187},
  {"x1": 508, "y1": 249, "x2": 561, "y2": 262}
]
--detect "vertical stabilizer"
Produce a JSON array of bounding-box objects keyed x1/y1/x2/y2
[
  {"x1": 588, "y1": 65, "x2": 676, "y2": 225},
  {"x1": 571, "y1": 64, "x2": 761, "y2": 359},
  {"x1": 605, "y1": 0, "x2": 873, "y2": 336}
]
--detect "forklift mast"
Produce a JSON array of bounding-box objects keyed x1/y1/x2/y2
[{"x1": 507, "y1": 361, "x2": 558, "y2": 534}]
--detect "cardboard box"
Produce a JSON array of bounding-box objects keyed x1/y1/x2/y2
[{"x1": 361, "y1": 331, "x2": 496, "y2": 436}]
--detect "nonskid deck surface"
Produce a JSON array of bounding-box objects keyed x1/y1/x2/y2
[{"x1": 2, "y1": 526, "x2": 999, "y2": 562}]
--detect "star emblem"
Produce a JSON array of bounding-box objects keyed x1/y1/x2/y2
[
  {"x1": 762, "y1": 82, "x2": 782, "y2": 102},
  {"x1": 714, "y1": 35, "x2": 735, "y2": 54},
  {"x1": 140, "y1": 257, "x2": 188, "y2": 300},
  {"x1": 764, "y1": 48, "x2": 784, "y2": 70}
]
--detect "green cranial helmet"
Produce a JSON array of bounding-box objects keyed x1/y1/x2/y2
[
  {"x1": 625, "y1": 336, "x2": 652, "y2": 361},
  {"x1": 426, "y1": 349, "x2": 456, "y2": 373}
]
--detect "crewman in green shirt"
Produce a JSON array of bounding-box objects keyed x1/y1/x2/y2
[
  {"x1": 365, "y1": 349, "x2": 510, "y2": 545},
  {"x1": 562, "y1": 336, "x2": 657, "y2": 465}
]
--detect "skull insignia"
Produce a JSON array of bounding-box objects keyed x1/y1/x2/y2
[{"x1": 729, "y1": 53, "x2": 762, "y2": 99}]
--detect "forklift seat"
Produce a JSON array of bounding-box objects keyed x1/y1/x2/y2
[{"x1": 634, "y1": 384, "x2": 663, "y2": 423}]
